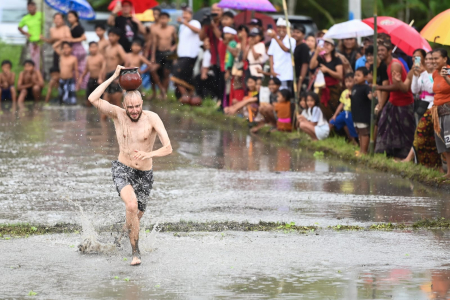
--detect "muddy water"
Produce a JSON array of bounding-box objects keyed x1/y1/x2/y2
[{"x1": 1, "y1": 102, "x2": 450, "y2": 298}]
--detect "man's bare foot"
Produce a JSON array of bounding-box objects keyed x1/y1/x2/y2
[
  {"x1": 442, "y1": 173, "x2": 450, "y2": 179},
  {"x1": 130, "y1": 256, "x2": 141, "y2": 266}
]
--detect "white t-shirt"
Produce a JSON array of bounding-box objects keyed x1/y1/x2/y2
[
  {"x1": 177, "y1": 20, "x2": 201, "y2": 58},
  {"x1": 304, "y1": 106, "x2": 327, "y2": 127},
  {"x1": 267, "y1": 35, "x2": 296, "y2": 81},
  {"x1": 202, "y1": 50, "x2": 211, "y2": 68}
]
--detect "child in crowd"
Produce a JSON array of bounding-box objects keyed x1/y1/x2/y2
[
  {"x1": 274, "y1": 89, "x2": 292, "y2": 132},
  {"x1": 95, "y1": 24, "x2": 109, "y2": 56},
  {"x1": 0, "y1": 60, "x2": 16, "y2": 102},
  {"x1": 55, "y1": 41, "x2": 78, "y2": 105},
  {"x1": 297, "y1": 92, "x2": 329, "y2": 140},
  {"x1": 298, "y1": 92, "x2": 307, "y2": 113},
  {"x1": 224, "y1": 76, "x2": 259, "y2": 116},
  {"x1": 195, "y1": 38, "x2": 214, "y2": 99},
  {"x1": 125, "y1": 39, "x2": 152, "y2": 74},
  {"x1": 78, "y1": 41, "x2": 105, "y2": 106},
  {"x1": 221, "y1": 11, "x2": 235, "y2": 28},
  {"x1": 220, "y1": 27, "x2": 237, "y2": 106},
  {"x1": 330, "y1": 72, "x2": 358, "y2": 145},
  {"x1": 351, "y1": 67, "x2": 373, "y2": 154},
  {"x1": 45, "y1": 67, "x2": 60, "y2": 103},
  {"x1": 253, "y1": 77, "x2": 281, "y2": 132},
  {"x1": 17, "y1": 60, "x2": 44, "y2": 102}
]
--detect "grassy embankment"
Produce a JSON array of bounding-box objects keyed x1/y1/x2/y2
[{"x1": 153, "y1": 97, "x2": 448, "y2": 188}]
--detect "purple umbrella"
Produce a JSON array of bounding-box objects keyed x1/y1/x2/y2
[{"x1": 217, "y1": 0, "x2": 276, "y2": 12}]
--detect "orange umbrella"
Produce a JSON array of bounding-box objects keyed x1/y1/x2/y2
[{"x1": 420, "y1": 9, "x2": 450, "y2": 45}]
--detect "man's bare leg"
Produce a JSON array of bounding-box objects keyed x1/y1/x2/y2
[
  {"x1": 120, "y1": 185, "x2": 141, "y2": 265},
  {"x1": 150, "y1": 65, "x2": 166, "y2": 99},
  {"x1": 18, "y1": 89, "x2": 27, "y2": 103},
  {"x1": 162, "y1": 69, "x2": 171, "y2": 96},
  {"x1": 32, "y1": 85, "x2": 41, "y2": 102},
  {"x1": 10, "y1": 87, "x2": 17, "y2": 102}
]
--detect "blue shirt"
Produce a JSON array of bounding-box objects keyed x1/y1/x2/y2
[{"x1": 355, "y1": 55, "x2": 366, "y2": 70}]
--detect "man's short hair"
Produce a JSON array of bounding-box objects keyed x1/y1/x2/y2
[
  {"x1": 365, "y1": 45, "x2": 374, "y2": 56},
  {"x1": 152, "y1": 7, "x2": 161, "y2": 13},
  {"x1": 23, "y1": 59, "x2": 35, "y2": 66},
  {"x1": 269, "y1": 77, "x2": 281, "y2": 86},
  {"x1": 159, "y1": 12, "x2": 170, "y2": 18},
  {"x1": 345, "y1": 72, "x2": 354, "y2": 79},
  {"x1": 108, "y1": 27, "x2": 122, "y2": 36},
  {"x1": 222, "y1": 11, "x2": 234, "y2": 19},
  {"x1": 1, "y1": 60, "x2": 12, "y2": 67},
  {"x1": 293, "y1": 24, "x2": 306, "y2": 34},
  {"x1": 132, "y1": 38, "x2": 143, "y2": 47},
  {"x1": 61, "y1": 41, "x2": 72, "y2": 48},
  {"x1": 95, "y1": 24, "x2": 106, "y2": 30},
  {"x1": 27, "y1": 1, "x2": 36, "y2": 6},
  {"x1": 89, "y1": 41, "x2": 98, "y2": 47},
  {"x1": 356, "y1": 66, "x2": 369, "y2": 76}
]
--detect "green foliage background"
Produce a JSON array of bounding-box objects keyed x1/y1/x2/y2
[{"x1": 87, "y1": 0, "x2": 450, "y2": 30}]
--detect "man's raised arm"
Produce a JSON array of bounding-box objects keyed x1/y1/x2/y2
[{"x1": 88, "y1": 65, "x2": 125, "y2": 118}]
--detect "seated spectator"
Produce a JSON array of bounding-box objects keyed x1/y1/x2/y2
[
  {"x1": 330, "y1": 72, "x2": 358, "y2": 145},
  {"x1": 17, "y1": 59, "x2": 44, "y2": 102},
  {"x1": 274, "y1": 89, "x2": 292, "y2": 132},
  {"x1": 224, "y1": 76, "x2": 259, "y2": 117},
  {"x1": 255, "y1": 77, "x2": 281, "y2": 131},
  {"x1": 0, "y1": 60, "x2": 17, "y2": 102},
  {"x1": 351, "y1": 67, "x2": 373, "y2": 154},
  {"x1": 297, "y1": 92, "x2": 330, "y2": 140},
  {"x1": 298, "y1": 92, "x2": 307, "y2": 112}
]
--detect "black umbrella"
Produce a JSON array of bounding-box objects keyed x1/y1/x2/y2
[{"x1": 193, "y1": 7, "x2": 211, "y2": 22}]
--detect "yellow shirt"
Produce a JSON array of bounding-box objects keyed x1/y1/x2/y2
[{"x1": 339, "y1": 89, "x2": 351, "y2": 111}]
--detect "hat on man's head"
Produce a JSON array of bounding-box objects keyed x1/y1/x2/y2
[
  {"x1": 248, "y1": 18, "x2": 262, "y2": 27},
  {"x1": 223, "y1": 26, "x2": 237, "y2": 35},
  {"x1": 182, "y1": 6, "x2": 193, "y2": 13},
  {"x1": 276, "y1": 18, "x2": 290, "y2": 27},
  {"x1": 249, "y1": 27, "x2": 262, "y2": 37},
  {"x1": 323, "y1": 38, "x2": 335, "y2": 46}
]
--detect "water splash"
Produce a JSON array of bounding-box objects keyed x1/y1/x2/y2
[{"x1": 140, "y1": 221, "x2": 161, "y2": 253}]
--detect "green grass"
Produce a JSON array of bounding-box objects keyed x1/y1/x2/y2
[{"x1": 154, "y1": 97, "x2": 449, "y2": 188}]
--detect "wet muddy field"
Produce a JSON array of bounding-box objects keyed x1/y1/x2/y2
[{"x1": 1, "y1": 102, "x2": 450, "y2": 299}]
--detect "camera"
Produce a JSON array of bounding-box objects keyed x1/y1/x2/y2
[{"x1": 201, "y1": 13, "x2": 219, "y2": 26}]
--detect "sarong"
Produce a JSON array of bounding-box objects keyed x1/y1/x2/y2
[
  {"x1": 72, "y1": 42, "x2": 87, "y2": 89},
  {"x1": 375, "y1": 101, "x2": 415, "y2": 158},
  {"x1": 412, "y1": 109, "x2": 441, "y2": 168}
]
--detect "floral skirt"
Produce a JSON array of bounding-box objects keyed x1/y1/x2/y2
[{"x1": 413, "y1": 109, "x2": 441, "y2": 168}]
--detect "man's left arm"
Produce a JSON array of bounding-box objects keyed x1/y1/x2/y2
[
  {"x1": 134, "y1": 113, "x2": 172, "y2": 160},
  {"x1": 132, "y1": 16, "x2": 146, "y2": 35},
  {"x1": 183, "y1": 20, "x2": 201, "y2": 34}
]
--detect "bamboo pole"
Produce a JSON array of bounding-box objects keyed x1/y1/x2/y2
[
  {"x1": 369, "y1": 5, "x2": 377, "y2": 155},
  {"x1": 281, "y1": 0, "x2": 298, "y2": 130}
]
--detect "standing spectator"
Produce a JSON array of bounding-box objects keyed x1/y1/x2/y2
[
  {"x1": 309, "y1": 38, "x2": 343, "y2": 120},
  {"x1": 267, "y1": 18, "x2": 296, "y2": 93},
  {"x1": 41, "y1": 13, "x2": 71, "y2": 69},
  {"x1": 247, "y1": 18, "x2": 263, "y2": 32},
  {"x1": 355, "y1": 37, "x2": 373, "y2": 70},
  {"x1": 375, "y1": 37, "x2": 415, "y2": 159},
  {"x1": 107, "y1": 0, "x2": 146, "y2": 52},
  {"x1": 200, "y1": 3, "x2": 224, "y2": 101},
  {"x1": 67, "y1": 11, "x2": 87, "y2": 89},
  {"x1": 430, "y1": 49, "x2": 450, "y2": 178},
  {"x1": 171, "y1": 7, "x2": 201, "y2": 102},
  {"x1": 18, "y1": 1, "x2": 43, "y2": 69},
  {"x1": 244, "y1": 28, "x2": 266, "y2": 78},
  {"x1": 338, "y1": 38, "x2": 360, "y2": 72},
  {"x1": 145, "y1": 7, "x2": 161, "y2": 100},
  {"x1": 305, "y1": 34, "x2": 316, "y2": 57},
  {"x1": 292, "y1": 24, "x2": 309, "y2": 93},
  {"x1": 150, "y1": 12, "x2": 177, "y2": 99},
  {"x1": 229, "y1": 26, "x2": 249, "y2": 105},
  {"x1": 195, "y1": 38, "x2": 214, "y2": 99}
]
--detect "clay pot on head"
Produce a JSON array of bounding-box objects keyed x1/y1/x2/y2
[
  {"x1": 190, "y1": 96, "x2": 202, "y2": 106},
  {"x1": 119, "y1": 67, "x2": 142, "y2": 91}
]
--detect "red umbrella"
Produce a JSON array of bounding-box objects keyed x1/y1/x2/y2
[
  {"x1": 363, "y1": 17, "x2": 432, "y2": 56},
  {"x1": 108, "y1": 0, "x2": 159, "y2": 14}
]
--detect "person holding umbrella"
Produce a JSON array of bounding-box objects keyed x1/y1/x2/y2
[{"x1": 108, "y1": 0, "x2": 146, "y2": 52}]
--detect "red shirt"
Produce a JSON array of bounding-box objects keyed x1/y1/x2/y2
[{"x1": 387, "y1": 59, "x2": 414, "y2": 106}]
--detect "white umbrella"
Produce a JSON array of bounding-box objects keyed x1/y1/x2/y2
[{"x1": 323, "y1": 19, "x2": 374, "y2": 39}]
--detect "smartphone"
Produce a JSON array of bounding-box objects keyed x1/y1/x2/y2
[
  {"x1": 443, "y1": 68, "x2": 450, "y2": 75},
  {"x1": 414, "y1": 56, "x2": 421, "y2": 68},
  {"x1": 318, "y1": 39, "x2": 324, "y2": 48},
  {"x1": 267, "y1": 24, "x2": 273, "y2": 34}
]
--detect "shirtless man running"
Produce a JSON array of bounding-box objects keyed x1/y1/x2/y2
[
  {"x1": 151, "y1": 12, "x2": 177, "y2": 99},
  {"x1": 88, "y1": 65, "x2": 172, "y2": 266}
]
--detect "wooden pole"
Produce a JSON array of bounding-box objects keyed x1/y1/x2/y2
[
  {"x1": 369, "y1": 6, "x2": 377, "y2": 155},
  {"x1": 281, "y1": 0, "x2": 298, "y2": 130}
]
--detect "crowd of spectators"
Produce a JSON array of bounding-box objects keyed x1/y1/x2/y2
[{"x1": 4, "y1": 1, "x2": 450, "y2": 177}]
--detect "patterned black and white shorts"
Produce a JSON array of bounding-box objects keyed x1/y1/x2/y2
[{"x1": 111, "y1": 161, "x2": 154, "y2": 212}]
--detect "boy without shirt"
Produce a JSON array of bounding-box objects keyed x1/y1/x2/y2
[
  {"x1": 45, "y1": 67, "x2": 61, "y2": 103},
  {"x1": 104, "y1": 28, "x2": 128, "y2": 107},
  {"x1": 150, "y1": 12, "x2": 177, "y2": 99},
  {"x1": 17, "y1": 60, "x2": 44, "y2": 102},
  {"x1": 79, "y1": 42, "x2": 106, "y2": 106},
  {"x1": 125, "y1": 39, "x2": 152, "y2": 73},
  {"x1": 55, "y1": 41, "x2": 78, "y2": 105},
  {"x1": 95, "y1": 24, "x2": 109, "y2": 56},
  {"x1": 0, "y1": 60, "x2": 17, "y2": 103}
]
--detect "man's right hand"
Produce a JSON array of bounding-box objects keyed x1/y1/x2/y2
[{"x1": 113, "y1": 65, "x2": 125, "y2": 78}]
